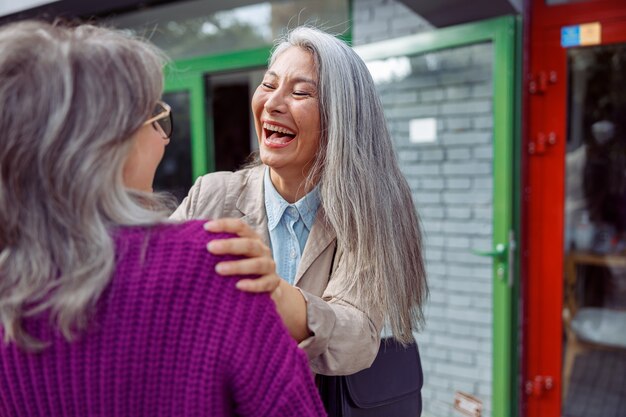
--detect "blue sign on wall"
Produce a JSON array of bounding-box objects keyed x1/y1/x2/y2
[{"x1": 561, "y1": 25, "x2": 580, "y2": 47}]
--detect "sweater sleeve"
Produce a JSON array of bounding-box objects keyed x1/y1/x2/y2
[{"x1": 227, "y1": 291, "x2": 326, "y2": 417}]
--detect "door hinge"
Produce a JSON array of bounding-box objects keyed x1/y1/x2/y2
[
  {"x1": 528, "y1": 132, "x2": 557, "y2": 155},
  {"x1": 529, "y1": 71, "x2": 557, "y2": 94},
  {"x1": 525, "y1": 375, "x2": 554, "y2": 397}
]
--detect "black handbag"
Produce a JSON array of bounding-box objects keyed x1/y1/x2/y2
[{"x1": 317, "y1": 339, "x2": 423, "y2": 417}]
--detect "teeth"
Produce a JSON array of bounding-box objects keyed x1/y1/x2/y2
[{"x1": 263, "y1": 122, "x2": 295, "y2": 136}]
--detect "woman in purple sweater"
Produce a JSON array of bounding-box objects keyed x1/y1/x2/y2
[{"x1": 0, "y1": 21, "x2": 325, "y2": 417}]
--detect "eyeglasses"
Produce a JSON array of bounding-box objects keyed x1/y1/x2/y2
[{"x1": 143, "y1": 100, "x2": 173, "y2": 139}]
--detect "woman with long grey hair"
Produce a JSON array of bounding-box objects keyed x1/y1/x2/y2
[
  {"x1": 0, "y1": 21, "x2": 325, "y2": 416},
  {"x1": 173, "y1": 25, "x2": 428, "y2": 384}
]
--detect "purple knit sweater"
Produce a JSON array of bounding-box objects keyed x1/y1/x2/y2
[{"x1": 0, "y1": 221, "x2": 326, "y2": 417}]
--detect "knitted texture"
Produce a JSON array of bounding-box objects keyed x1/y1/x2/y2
[{"x1": 0, "y1": 220, "x2": 326, "y2": 417}]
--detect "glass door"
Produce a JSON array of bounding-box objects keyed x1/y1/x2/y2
[
  {"x1": 206, "y1": 69, "x2": 265, "y2": 172},
  {"x1": 153, "y1": 49, "x2": 269, "y2": 201},
  {"x1": 562, "y1": 43, "x2": 626, "y2": 417},
  {"x1": 154, "y1": 77, "x2": 207, "y2": 201},
  {"x1": 355, "y1": 16, "x2": 519, "y2": 417},
  {"x1": 526, "y1": 2, "x2": 626, "y2": 416},
  {"x1": 157, "y1": 65, "x2": 265, "y2": 200},
  {"x1": 154, "y1": 74, "x2": 206, "y2": 201}
]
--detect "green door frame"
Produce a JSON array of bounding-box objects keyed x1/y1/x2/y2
[
  {"x1": 163, "y1": 73, "x2": 209, "y2": 179},
  {"x1": 355, "y1": 15, "x2": 521, "y2": 417},
  {"x1": 164, "y1": 47, "x2": 271, "y2": 177}
]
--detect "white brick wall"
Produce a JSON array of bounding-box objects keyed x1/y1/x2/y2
[{"x1": 353, "y1": 2, "x2": 495, "y2": 416}]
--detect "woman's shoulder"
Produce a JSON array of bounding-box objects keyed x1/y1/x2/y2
[
  {"x1": 170, "y1": 165, "x2": 264, "y2": 221},
  {"x1": 113, "y1": 222, "x2": 253, "y2": 310},
  {"x1": 110, "y1": 223, "x2": 281, "y2": 361},
  {"x1": 115, "y1": 221, "x2": 235, "y2": 275},
  {"x1": 195, "y1": 165, "x2": 263, "y2": 194}
]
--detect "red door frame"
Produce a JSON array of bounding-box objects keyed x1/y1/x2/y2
[{"x1": 524, "y1": 1, "x2": 626, "y2": 416}]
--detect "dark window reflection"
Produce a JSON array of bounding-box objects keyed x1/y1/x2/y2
[
  {"x1": 567, "y1": 44, "x2": 626, "y2": 238},
  {"x1": 153, "y1": 91, "x2": 193, "y2": 202},
  {"x1": 207, "y1": 72, "x2": 259, "y2": 172}
]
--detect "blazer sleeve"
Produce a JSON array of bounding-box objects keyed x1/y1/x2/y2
[{"x1": 298, "y1": 248, "x2": 384, "y2": 376}]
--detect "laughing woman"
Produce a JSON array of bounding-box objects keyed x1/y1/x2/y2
[{"x1": 172, "y1": 26, "x2": 428, "y2": 379}]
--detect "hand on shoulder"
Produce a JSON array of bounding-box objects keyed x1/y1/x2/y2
[
  {"x1": 204, "y1": 218, "x2": 282, "y2": 296},
  {"x1": 203, "y1": 218, "x2": 309, "y2": 342}
]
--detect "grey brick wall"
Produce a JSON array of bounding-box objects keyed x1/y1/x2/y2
[{"x1": 353, "y1": 2, "x2": 495, "y2": 417}]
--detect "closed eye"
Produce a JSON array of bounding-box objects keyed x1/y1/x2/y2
[{"x1": 261, "y1": 82, "x2": 275, "y2": 89}]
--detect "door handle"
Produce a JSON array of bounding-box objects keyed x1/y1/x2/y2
[
  {"x1": 472, "y1": 231, "x2": 516, "y2": 287},
  {"x1": 473, "y1": 243, "x2": 507, "y2": 258}
]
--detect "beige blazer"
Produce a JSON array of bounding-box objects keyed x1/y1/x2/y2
[{"x1": 170, "y1": 165, "x2": 382, "y2": 375}]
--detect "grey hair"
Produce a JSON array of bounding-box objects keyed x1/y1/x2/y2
[
  {"x1": 271, "y1": 27, "x2": 428, "y2": 344},
  {"x1": 0, "y1": 21, "x2": 170, "y2": 349}
]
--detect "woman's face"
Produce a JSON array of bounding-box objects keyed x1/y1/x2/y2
[
  {"x1": 123, "y1": 123, "x2": 170, "y2": 192},
  {"x1": 252, "y1": 46, "x2": 321, "y2": 179}
]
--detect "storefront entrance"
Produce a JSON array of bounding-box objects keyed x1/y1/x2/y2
[{"x1": 525, "y1": 1, "x2": 626, "y2": 416}]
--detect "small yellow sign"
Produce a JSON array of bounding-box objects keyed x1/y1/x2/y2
[{"x1": 580, "y1": 22, "x2": 601, "y2": 46}]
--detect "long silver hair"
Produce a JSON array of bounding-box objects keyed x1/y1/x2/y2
[
  {"x1": 0, "y1": 21, "x2": 170, "y2": 349},
  {"x1": 271, "y1": 27, "x2": 428, "y2": 344}
]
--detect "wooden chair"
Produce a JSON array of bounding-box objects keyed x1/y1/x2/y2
[{"x1": 562, "y1": 251, "x2": 626, "y2": 400}]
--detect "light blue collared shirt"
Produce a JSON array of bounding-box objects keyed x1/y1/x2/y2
[{"x1": 264, "y1": 168, "x2": 320, "y2": 285}]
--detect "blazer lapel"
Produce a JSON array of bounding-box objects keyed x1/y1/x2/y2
[
  {"x1": 294, "y1": 207, "x2": 336, "y2": 286},
  {"x1": 235, "y1": 165, "x2": 270, "y2": 245},
  {"x1": 236, "y1": 165, "x2": 335, "y2": 286}
]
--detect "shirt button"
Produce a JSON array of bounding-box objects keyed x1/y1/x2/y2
[
  {"x1": 287, "y1": 207, "x2": 298, "y2": 217},
  {"x1": 290, "y1": 250, "x2": 297, "y2": 259}
]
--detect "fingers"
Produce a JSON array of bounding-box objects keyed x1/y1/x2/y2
[
  {"x1": 207, "y1": 237, "x2": 270, "y2": 258},
  {"x1": 215, "y1": 257, "x2": 275, "y2": 276},
  {"x1": 204, "y1": 218, "x2": 258, "y2": 238},
  {"x1": 235, "y1": 275, "x2": 282, "y2": 293},
  {"x1": 204, "y1": 218, "x2": 283, "y2": 295}
]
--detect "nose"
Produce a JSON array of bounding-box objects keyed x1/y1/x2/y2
[{"x1": 264, "y1": 89, "x2": 287, "y2": 114}]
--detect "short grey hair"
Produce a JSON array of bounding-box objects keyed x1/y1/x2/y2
[
  {"x1": 0, "y1": 21, "x2": 170, "y2": 349},
  {"x1": 271, "y1": 27, "x2": 428, "y2": 344}
]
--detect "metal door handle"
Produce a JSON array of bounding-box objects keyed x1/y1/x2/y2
[
  {"x1": 473, "y1": 243, "x2": 507, "y2": 258},
  {"x1": 471, "y1": 231, "x2": 516, "y2": 287}
]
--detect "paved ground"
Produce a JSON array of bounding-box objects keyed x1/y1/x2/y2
[{"x1": 563, "y1": 350, "x2": 626, "y2": 417}]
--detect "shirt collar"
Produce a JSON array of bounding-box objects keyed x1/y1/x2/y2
[
  {"x1": 264, "y1": 167, "x2": 320, "y2": 231},
  {"x1": 295, "y1": 186, "x2": 320, "y2": 231}
]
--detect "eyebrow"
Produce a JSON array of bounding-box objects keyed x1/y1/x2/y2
[{"x1": 265, "y1": 70, "x2": 317, "y2": 87}]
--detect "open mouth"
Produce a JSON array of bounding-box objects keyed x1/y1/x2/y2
[{"x1": 263, "y1": 122, "x2": 296, "y2": 148}]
